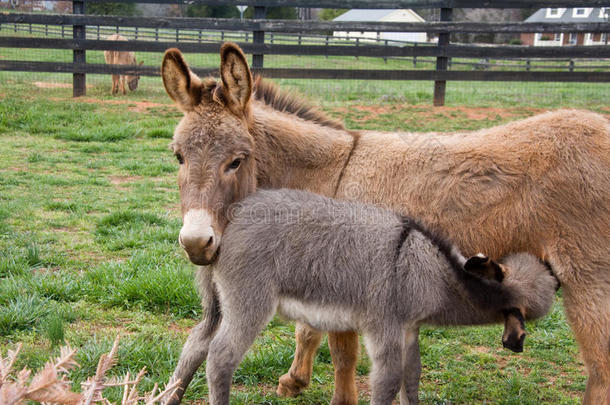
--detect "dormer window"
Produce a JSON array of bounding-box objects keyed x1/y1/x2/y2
[
  {"x1": 546, "y1": 8, "x2": 566, "y2": 18},
  {"x1": 600, "y1": 8, "x2": 608, "y2": 19},
  {"x1": 572, "y1": 8, "x2": 591, "y2": 18}
]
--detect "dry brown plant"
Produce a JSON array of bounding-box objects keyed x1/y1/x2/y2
[{"x1": 0, "y1": 336, "x2": 180, "y2": 405}]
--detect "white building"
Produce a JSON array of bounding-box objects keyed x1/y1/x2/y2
[
  {"x1": 333, "y1": 9, "x2": 430, "y2": 44},
  {"x1": 522, "y1": 8, "x2": 608, "y2": 46}
]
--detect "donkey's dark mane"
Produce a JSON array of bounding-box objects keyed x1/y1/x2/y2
[
  {"x1": 398, "y1": 215, "x2": 514, "y2": 310},
  {"x1": 252, "y1": 76, "x2": 345, "y2": 130}
]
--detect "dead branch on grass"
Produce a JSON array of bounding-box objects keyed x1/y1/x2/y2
[{"x1": 0, "y1": 336, "x2": 180, "y2": 405}]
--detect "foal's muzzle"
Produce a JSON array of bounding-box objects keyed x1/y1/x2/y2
[{"x1": 502, "y1": 332, "x2": 525, "y2": 353}]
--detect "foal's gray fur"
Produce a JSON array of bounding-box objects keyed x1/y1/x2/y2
[{"x1": 176, "y1": 189, "x2": 557, "y2": 405}]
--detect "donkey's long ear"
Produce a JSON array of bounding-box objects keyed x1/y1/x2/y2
[
  {"x1": 464, "y1": 254, "x2": 506, "y2": 282},
  {"x1": 219, "y1": 42, "x2": 252, "y2": 116},
  {"x1": 162, "y1": 48, "x2": 203, "y2": 111}
]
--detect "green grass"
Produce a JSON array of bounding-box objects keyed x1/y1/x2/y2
[{"x1": 0, "y1": 65, "x2": 602, "y2": 404}]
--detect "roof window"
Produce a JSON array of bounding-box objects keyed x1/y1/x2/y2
[
  {"x1": 572, "y1": 8, "x2": 592, "y2": 18},
  {"x1": 546, "y1": 8, "x2": 566, "y2": 18}
]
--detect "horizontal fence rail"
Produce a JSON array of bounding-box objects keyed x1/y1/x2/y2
[
  {"x1": 2, "y1": 60, "x2": 608, "y2": 82},
  {"x1": 2, "y1": 37, "x2": 610, "y2": 59},
  {"x1": 1, "y1": 0, "x2": 609, "y2": 104},
  {"x1": 38, "y1": 0, "x2": 610, "y2": 8},
  {"x1": 2, "y1": 14, "x2": 609, "y2": 34}
]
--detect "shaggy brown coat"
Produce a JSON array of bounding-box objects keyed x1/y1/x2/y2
[
  {"x1": 162, "y1": 44, "x2": 609, "y2": 405},
  {"x1": 103, "y1": 34, "x2": 142, "y2": 95}
]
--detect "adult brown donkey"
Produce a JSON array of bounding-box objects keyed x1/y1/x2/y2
[
  {"x1": 103, "y1": 34, "x2": 143, "y2": 95},
  {"x1": 162, "y1": 43, "x2": 609, "y2": 404}
]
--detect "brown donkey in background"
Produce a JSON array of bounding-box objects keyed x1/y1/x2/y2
[
  {"x1": 162, "y1": 43, "x2": 609, "y2": 404},
  {"x1": 103, "y1": 34, "x2": 143, "y2": 95}
]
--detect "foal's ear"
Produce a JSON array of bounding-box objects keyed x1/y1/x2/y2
[
  {"x1": 464, "y1": 254, "x2": 506, "y2": 282},
  {"x1": 162, "y1": 48, "x2": 203, "y2": 111},
  {"x1": 219, "y1": 42, "x2": 252, "y2": 116}
]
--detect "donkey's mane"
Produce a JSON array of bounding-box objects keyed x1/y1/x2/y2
[{"x1": 252, "y1": 76, "x2": 345, "y2": 130}]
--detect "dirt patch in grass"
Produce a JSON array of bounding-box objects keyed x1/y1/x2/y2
[
  {"x1": 168, "y1": 322, "x2": 192, "y2": 334},
  {"x1": 110, "y1": 175, "x2": 142, "y2": 185},
  {"x1": 34, "y1": 81, "x2": 94, "y2": 89},
  {"x1": 47, "y1": 95, "x2": 172, "y2": 113},
  {"x1": 471, "y1": 345, "x2": 491, "y2": 354},
  {"x1": 68, "y1": 319, "x2": 134, "y2": 336},
  {"x1": 77, "y1": 97, "x2": 170, "y2": 113},
  {"x1": 233, "y1": 383, "x2": 277, "y2": 397}
]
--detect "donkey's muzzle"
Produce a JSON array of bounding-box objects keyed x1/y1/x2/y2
[
  {"x1": 502, "y1": 332, "x2": 525, "y2": 353},
  {"x1": 179, "y1": 209, "x2": 219, "y2": 265},
  {"x1": 179, "y1": 233, "x2": 217, "y2": 265}
]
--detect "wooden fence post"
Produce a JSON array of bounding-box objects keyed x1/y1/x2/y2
[
  {"x1": 413, "y1": 42, "x2": 417, "y2": 67},
  {"x1": 73, "y1": 0, "x2": 86, "y2": 97},
  {"x1": 433, "y1": 7, "x2": 452, "y2": 106},
  {"x1": 252, "y1": 6, "x2": 266, "y2": 69},
  {"x1": 383, "y1": 40, "x2": 388, "y2": 63}
]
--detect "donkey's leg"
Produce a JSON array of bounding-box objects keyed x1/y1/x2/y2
[
  {"x1": 548, "y1": 241, "x2": 610, "y2": 405},
  {"x1": 399, "y1": 326, "x2": 420, "y2": 405},
  {"x1": 328, "y1": 331, "x2": 360, "y2": 405},
  {"x1": 365, "y1": 329, "x2": 403, "y2": 405},
  {"x1": 206, "y1": 306, "x2": 273, "y2": 405},
  {"x1": 163, "y1": 318, "x2": 219, "y2": 405},
  {"x1": 111, "y1": 75, "x2": 119, "y2": 95},
  {"x1": 277, "y1": 322, "x2": 323, "y2": 397},
  {"x1": 562, "y1": 284, "x2": 610, "y2": 405},
  {"x1": 164, "y1": 268, "x2": 221, "y2": 405}
]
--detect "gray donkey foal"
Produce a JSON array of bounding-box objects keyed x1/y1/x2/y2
[{"x1": 189, "y1": 189, "x2": 557, "y2": 405}]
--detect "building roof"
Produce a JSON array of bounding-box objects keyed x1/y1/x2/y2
[
  {"x1": 334, "y1": 9, "x2": 424, "y2": 22},
  {"x1": 525, "y1": 7, "x2": 608, "y2": 23}
]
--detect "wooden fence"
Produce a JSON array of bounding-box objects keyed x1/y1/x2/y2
[{"x1": 1, "y1": 0, "x2": 609, "y2": 105}]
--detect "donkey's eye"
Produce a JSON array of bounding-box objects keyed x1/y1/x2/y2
[
  {"x1": 227, "y1": 158, "x2": 242, "y2": 171},
  {"x1": 175, "y1": 153, "x2": 184, "y2": 164}
]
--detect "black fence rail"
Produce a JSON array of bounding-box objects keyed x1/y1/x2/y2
[
  {"x1": 1, "y1": 0, "x2": 609, "y2": 104},
  {"x1": 3, "y1": 21, "x2": 607, "y2": 71}
]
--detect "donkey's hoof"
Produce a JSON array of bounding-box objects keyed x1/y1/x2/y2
[{"x1": 277, "y1": 373, "x2": 308, "y2": 397}]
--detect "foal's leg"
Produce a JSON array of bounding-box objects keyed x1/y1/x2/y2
[
  {"x1": 206, "y1": 308, "x2": 273, "y2": 405},
  {"x1": 277, "y1": 322, "x2": 323, "y2": 397},
  {"x1": 120, "y1": 75, "x2": 126, "y2": 95},
  {"x1": 328, "y1": 331, "x2": 360, "y2": 405},
  {"x1": 365, "y1": 329, "x2": 403, "y2": 405},
  {"x1": 399, "y1": 326, "x2": 420, "y2": 405},
  {"x1": 164, "y1": 317, "x2": 219, "y2": 405},
  {"x1": 163, "y1": 268, "x2": 221, "y2": 405}
]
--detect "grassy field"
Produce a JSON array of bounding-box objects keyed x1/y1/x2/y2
[{"x1": 1, "y1": 67, "x2": 607, "y2": 404}]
